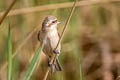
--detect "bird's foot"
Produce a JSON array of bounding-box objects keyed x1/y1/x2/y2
[
  {"x1": 53, "y1": 49, "x2": 60, "y2": 54},
  {"x1": 48, "y1": 58, "x2": 54, "y2": 73}
]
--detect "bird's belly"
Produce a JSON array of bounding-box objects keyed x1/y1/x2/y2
[
  {"x1": 42, "y1": 36, "x2": 59, "y2": 57},
  {"x1": 43, "y1": 45, "x2": 52, "y2": 57}
]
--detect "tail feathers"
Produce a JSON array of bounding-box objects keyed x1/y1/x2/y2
[
  {"x1": 50, "y1": 58, "x2": 62, "y2": 73},
  {"x1": 55, "y1": 59, "x2": 62, "y2": 71}
]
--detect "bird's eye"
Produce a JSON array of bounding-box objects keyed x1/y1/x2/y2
[{"x1": 52, "y1": 20, "x2": 57, "y2": 23}]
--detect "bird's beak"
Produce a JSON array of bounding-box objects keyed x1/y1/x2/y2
[{"x1": 57, "y1": 21, "x2": 61, "y2": 24}]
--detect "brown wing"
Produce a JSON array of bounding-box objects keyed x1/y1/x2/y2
[{"x1": 38, "y1": 30, "x2": 41, "y2": 41}]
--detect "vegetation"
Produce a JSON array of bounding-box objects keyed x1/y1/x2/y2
[{"x1": 0, "y1": 0, "x2": 120, "y2": 80}]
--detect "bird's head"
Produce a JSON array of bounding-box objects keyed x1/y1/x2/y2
[{"x1": 42, "y1": 15, "x2": 61, "y2": 30}]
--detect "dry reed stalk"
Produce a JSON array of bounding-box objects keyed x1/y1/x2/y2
[
  {"x1": 0, "y1": 0, "x2": 120, "y2": 17},
  {"x1": 43, "y1": 0, "x2": 78, "y2": 80},
  {"x1": 0, "y1": 25, "x2": 40, "y2": 75},
  {"x1": 26, "y1": 42, "x2": 45, "y2": 80},
  {"x1": 0, "y1": 0, "x2": 17, "y2": 25}
]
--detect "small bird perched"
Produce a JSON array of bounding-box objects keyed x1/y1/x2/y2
[{"x1": 38, "y1": 15, "x2": 62, "y2": 73}]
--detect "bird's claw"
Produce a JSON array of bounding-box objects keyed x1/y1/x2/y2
[
  {"x1": 48, "y1": 63, "x2": 54, "y2": 73},
  {"x1": 53, "y1": 49, "x2": 60, "y2": 54},
  {"x1": 48, "y1": 58, "x2": 54, "y2": 73}
]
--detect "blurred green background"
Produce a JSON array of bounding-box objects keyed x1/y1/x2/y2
[{"x1": 0, "y1": 0, "x2": 120, "y2": 80}]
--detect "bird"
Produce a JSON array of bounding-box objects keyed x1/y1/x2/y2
[{"x1": 38, "y1": 15, "x2": 62, "y2": 73}]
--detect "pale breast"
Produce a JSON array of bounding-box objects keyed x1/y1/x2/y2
[
  {"x1": 41, "y1": 29, "x2": 60, "y2": 57},
  {"x1": 47, "y1": 29, "x2": 60, "y2": 49}
]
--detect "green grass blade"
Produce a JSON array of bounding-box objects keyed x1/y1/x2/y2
[
  {"x1": 8, "y1": 24, "x2": 12, "y2": 80},
  {"x1": 80, "y1": 62, "x2": 83, "y2": 80},
  {"x1": 23, "y1": 47, "x2": 41, "y2": 80}
]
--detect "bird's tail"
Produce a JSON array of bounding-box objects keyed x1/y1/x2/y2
[
  {"x1": 55, "y1": 58, "x2": 62, "y2": 71},
  {"x1": 50, "y1": 58, "x2": 62, "y2": 73}
]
